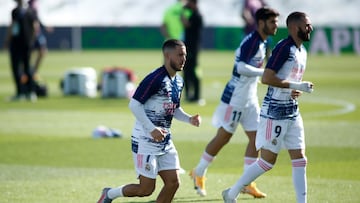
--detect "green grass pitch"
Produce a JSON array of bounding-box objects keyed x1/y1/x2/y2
[{"x1": 0, "y1": 50, "x2": 359, "y2": 202}]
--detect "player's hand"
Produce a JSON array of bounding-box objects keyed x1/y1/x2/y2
[
  {"x1": 150, "y1": 127, "x2": 167, "y2": 142},
  {"x1": 189, "y1": 114, "x2": 201, "y2": 127},
  {"x1": 291, "y1": 90, "x2": 302, "y2": 100},
  {"x1": 289, "y1": 81, "x2": 314, "y2": 93}
]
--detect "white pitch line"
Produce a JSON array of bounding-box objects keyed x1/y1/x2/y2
[{"x1": 302, "y1": 97, "x2": 356, "y2": 117}]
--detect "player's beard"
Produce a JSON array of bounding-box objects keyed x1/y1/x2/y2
[
  {"x1": 263, "y1": 23, "x2": 277, "y2": 36},
  {"x1": 170, "y1": 59, "x2": 183, "y2": 72},
  {"x1": 297, "y1": 27, "x2": 310, "y2": 41}
]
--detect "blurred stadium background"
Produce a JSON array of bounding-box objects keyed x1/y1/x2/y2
[{"x1": 1, "y1": 0, "x2": 359, "y2": 53}]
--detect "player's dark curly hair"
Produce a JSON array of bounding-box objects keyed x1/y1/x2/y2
[{"x1": 255, "y1": 7, "x2": 279, "y2": 24}]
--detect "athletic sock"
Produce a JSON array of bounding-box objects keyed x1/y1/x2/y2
[
  {"x1": 244, "y1": 157, "x2": 258, "y2": 171},
  {"x1": 228, "y1": 158, "x2": 273, "y2": 199},
  {"x1": 292, "y1": 158, "x2": 307, "y2": 203},
  {"x1": 195, "y1": 151, "x2": 214, "y2": 176},
  {"x1": 107, "y1": 185, "x2": 124, "y2": 199}
]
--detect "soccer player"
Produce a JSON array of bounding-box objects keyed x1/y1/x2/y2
[
  {"x1": 97, "y1": 39, "x2": 201, "y2": 203},
  {"x1": 190, "y1": 7, "x2": 279, "y2": 198},
  {"x1": 222, "y1": 11, "x2": 314, "y2": 203}
]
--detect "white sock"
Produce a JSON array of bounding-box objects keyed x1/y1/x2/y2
[
  {"x1": 292, "y1": 158, "x2": 307, "y2": 203},
  {"x1": 195, "y1": 151, "x2": 214, "y2": 176},
  {"x1": 244, "y1": 157, "x2": 257, "y2": 171},
  {"x1": 107, "y1": 185, "x2": 124, "y2": 199},
  {"x1": 228, "y1": 158, "x2": 273, "y2": 199}
]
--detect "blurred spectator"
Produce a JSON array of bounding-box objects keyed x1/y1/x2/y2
[
  {"x1": 28, "y1": 0, "x2": 53, "y2": 75},
  {"x1": 242, "y1": 0, "x2": 273, "y2": 59},
  {"x1": 242, "y1": 0, "x2": 267, "y2": 35},
  {"x1": 160, "y1": 0, "x2": 191, "y2": 40},
  {"x1": 181, "y1": 0, "x2": 204, "y2": 105},
  {"x1": 5, "y1": 0, "x2": 39, "y2": 102}
]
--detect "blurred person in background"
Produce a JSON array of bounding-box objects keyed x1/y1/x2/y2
[
  {"x1": 181, "y1": 0, "x2": 204, "y2": 105},
  {"x1": 242, "y1": 0, "x2": 272, "y2": 59},
  {"x1": 5, "y1": 0, "x2": 39, "y2": 102},
  {"x1": 160, "y1": 0, "x2": 191, "y2": 40},
  {"x1": 28, "y1": 0, "x2": 52, "y2": 76},
  {"x1": 242, "y1": 0, "x2": 267, "y2": 36},
  {"x1": 190, "y1": 7, "x2": 279, "y2": 198}
]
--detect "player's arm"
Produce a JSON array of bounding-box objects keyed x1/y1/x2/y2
[
  {"x1": 262, "y1": 68, "x2": 288, "y2": 88},
  {"x1": 237, "y1": 61, "x2": 264, "y2": 77},
  {"x1": 262, "y1": 68, "x2": 313, "y2": 93},
  {"x1": 129, "y1": 98, "x2": 166, "y2": 141},
  {"x1": 128, "y1": 98, "x2": 156, "y2": 132},
  {"x1": 174, "y1": 107, "x2": 201, "y2": 127}
]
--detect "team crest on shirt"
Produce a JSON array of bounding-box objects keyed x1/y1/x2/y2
[
  {"x1": 145, "y1": 163, "x2": 151, "y2": 171},
  {"x1": 271, "y1": 138, "x2": 278, "y2": 146}
]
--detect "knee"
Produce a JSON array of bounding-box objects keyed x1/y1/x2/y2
[
  {"x1": 165, "y1": 179, "x2": 180, "y2": 191},
  {"x1": 218, "y1": 128, "x2": 233, "y2": 143}
]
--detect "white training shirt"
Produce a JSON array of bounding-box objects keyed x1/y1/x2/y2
[
  {"x1": 261, "y1": 36, "x2": 308, "y2": 120},
  {"x1": 220, "y1": 31, "x2": 266, "y2": 108},
  {"x1": 130, "y1": 66, "x2": 187, "y2": 155}
]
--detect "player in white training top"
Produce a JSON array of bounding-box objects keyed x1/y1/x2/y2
[
  {"x1": 97, "y1": 39, "x2": 201, "y2": 203},
  {"x1": 223, "y1": 11, "x2": 314, "y2": 203},
  {"x1": 190, "y1": 7, "x2": 279, "y2": 198}
]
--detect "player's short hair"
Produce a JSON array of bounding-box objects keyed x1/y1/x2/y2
[
  {"x1": 162, "y1": 39, "x2": 185, "y2": 53},
  {"x1": 255, "y1": 7, "x2": 279, "y2": 23},
  {"x1": 286, "y1": 11, "x2": 307, "y2": 27}
]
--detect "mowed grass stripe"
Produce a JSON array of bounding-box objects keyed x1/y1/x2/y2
[{"x1": 0, "y1": 164, "x2": 359, "y2": 202}]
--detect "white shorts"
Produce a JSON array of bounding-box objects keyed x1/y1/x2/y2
[
  {"x1": 135, "y1": 149, "x2": 180, "y2": 179},
  {"x1": 132, "y1": 152, "x2": 140, "y2": 178},
  {"x1": 255, "y1": 115, "x2": 305, "y2": 154},
  {"x1": 212, "y1": 101, "x2": 260, "y2": 133}
]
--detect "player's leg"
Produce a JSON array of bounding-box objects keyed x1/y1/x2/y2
[
  {"x1": 191, "y1": 127, "x2": 232, "y2": 195},
  {"x1": 225, "y1": 148, "x2": 276, "y2": 201},
  {"x1": 241, "y1": 130, "x2": 267, "y2": 198},
  {"x1": 122, "y1": 175, "x2": 156, "y2": 197},
  {"x1": 98, "y1": 175, "x2": 156, "y2": 203},
  {"x1": 195, "y1": 103, "x2": 238, "y2": 176},
  {"x1": 244, "y1": 131, "x2": 258, "y2": 160},
  {"x1": 193, "y1": 126, "x2": 232, "y2": 176},
  {"x1": 205, "y1": 127, "x2": 233, "y2": 158},
  {"x1": 289, "y1": 149, "x2": 307, "y2": 203},
  {"x1": 241, "y1": 104, "x2": 261, "y2": 165},
  {"x1": 191, "y1": 103, "x2": 238, "y2": 196},
  {"x1": 286, "y1": 116, "x2": 307, "y2": 203},
  {"x1": 97, "y1": 154, "x2": 157, "y2": 202},
  {"x1": 225, "y1": 117, "x2": 284, "y2": 201},
  {"x1": 156, "y1": 149, "x2": 181, "y2": 202},
  {"x1": 240, "y1": 105, "x2": 266, "y2": 198},
  {"x1": 157, "y1": 170, "x2": 180, "y2": 203},
  {"x1": 193, "y1": 127, "x2": 232, "y2": 174}
]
